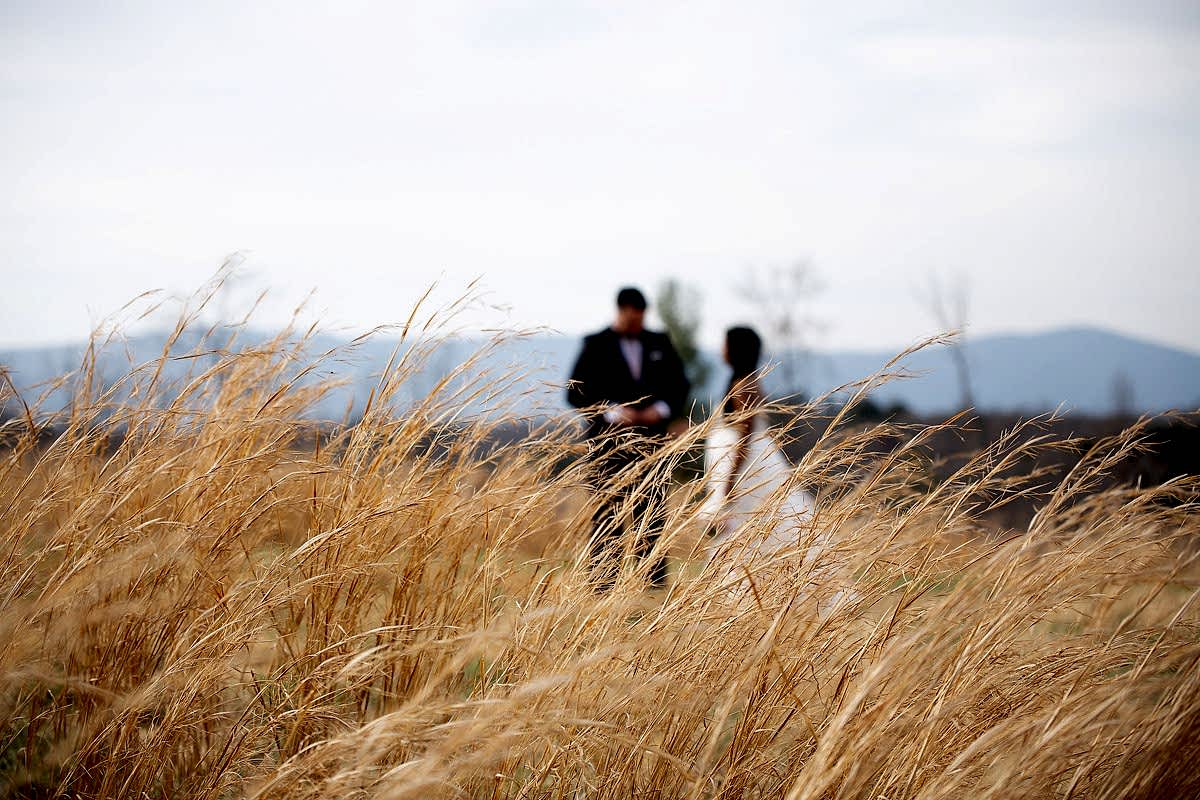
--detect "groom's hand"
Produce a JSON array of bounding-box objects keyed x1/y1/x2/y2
[
  {"x1": 603, "y1": 402, "x2": 670, "y2": 426},
  {"x1": 637, "y1": 407, "x2": 662, "y2": 425},
  {"x1": 603, "y1": 405, "x2": 637, "y2": 426}
]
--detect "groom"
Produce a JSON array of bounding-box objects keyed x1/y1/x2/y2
[{"x1": 567, "y1": 287, "x2": 690, "y2": 588}]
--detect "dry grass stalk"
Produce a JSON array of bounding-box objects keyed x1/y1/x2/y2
[{"x1": 0, "y1": 286, "x2": 1197, "y2": 799}]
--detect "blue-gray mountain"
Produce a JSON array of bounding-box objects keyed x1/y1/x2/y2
[
  {"x1": 1, "y1": 326, "x2": 1196, "y2": 420},
  {"x1": 802, "y1": 327, "x2": 1200, "y2": 416}
]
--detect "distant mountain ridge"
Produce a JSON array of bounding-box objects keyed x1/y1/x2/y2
[
  {"x1": 2, "y1": 326, "x2": 1197, "y2": 419},
  {"x1": 806, "y1": 326, "x2": 1200, "y2": 416}
]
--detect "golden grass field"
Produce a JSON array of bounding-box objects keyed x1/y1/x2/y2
[{"x1": 1, "y1": 291, "x2": 1198, "y2": 798}]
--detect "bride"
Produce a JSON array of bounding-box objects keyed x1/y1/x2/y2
[{"x1": 698, "y1": 327, "x2": 831, "y2": 588}]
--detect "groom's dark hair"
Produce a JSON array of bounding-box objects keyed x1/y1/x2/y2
[{"x1": 616, "y1": 287, "x2": 647, "y2": 310}]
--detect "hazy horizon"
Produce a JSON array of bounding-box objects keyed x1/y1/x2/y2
[{"x1": 2, "y1": 312, "x2": 1198, "y2": 361}]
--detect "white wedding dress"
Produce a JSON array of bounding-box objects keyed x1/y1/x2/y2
[
  {"x1": 697, "y1": 417, "x2": 853, "y2": 615},
  {"x1": 698, "y1": 417, "x2": 820, "y2": 563}
]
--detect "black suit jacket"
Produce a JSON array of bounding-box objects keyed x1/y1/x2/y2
[{"x1": 567, "y1": 327, "x2": 690, "y2": 440}]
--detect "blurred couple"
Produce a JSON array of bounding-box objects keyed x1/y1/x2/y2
[{"x1": 567, "y1": 286, "x2": 817, "y2": 590}]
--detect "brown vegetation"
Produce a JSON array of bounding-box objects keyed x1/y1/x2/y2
[{"x1": 1, "y1": 290, "x2": 1198, "y2": 798}]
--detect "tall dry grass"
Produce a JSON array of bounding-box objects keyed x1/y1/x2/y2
[{"x1": 1, "y1": 286, "x2": 1198, "y2": 799}]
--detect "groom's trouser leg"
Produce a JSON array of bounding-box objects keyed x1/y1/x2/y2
[
  {"x1": 585, "y1": 441, "x2": 636, "y2": 589},
  {"x1": 630, "y1": 472, "x2": 669, "y2": 587},
  {"x1": 585, "y1": 436, "x2": 669, "y2": 588},
  {"x1": 587, "y1": 491, "x2": 622, "y2": 589}
]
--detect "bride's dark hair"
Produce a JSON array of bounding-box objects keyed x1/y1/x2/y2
[{"x1": 724, "y1": 326, "x2": 762, "y2": 414}]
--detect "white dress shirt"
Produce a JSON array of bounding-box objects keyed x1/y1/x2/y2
[
  {"x1": 619, "y1": 336, "x2": 643, "y2": 381},
  {"x1": 602, "y1": 334, "x2": 672, "y2": 424}
]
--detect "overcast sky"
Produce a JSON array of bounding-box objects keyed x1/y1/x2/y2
[{"x1": 2, "y1": 0, "x2": 1198, "y2": 353}]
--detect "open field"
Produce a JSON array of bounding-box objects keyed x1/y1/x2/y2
[{"x1": 2, "y1": 303, "x2": 1198, "y2": 798}]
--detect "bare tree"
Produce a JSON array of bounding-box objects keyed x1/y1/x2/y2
[
  {"x1": 735, "y1": 261, "x2": 824, "y2": 400},
  {"x1": 1111, "y1": 369, "x2": 1135, "y2": 419},
  {"x1": 916, "y1": 271, "x2": 975, "y2": 411}
]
